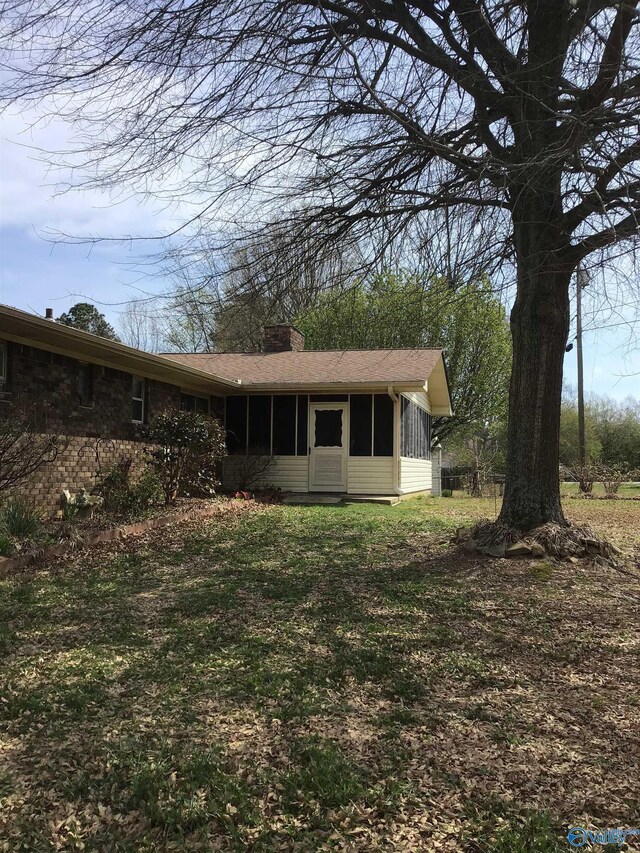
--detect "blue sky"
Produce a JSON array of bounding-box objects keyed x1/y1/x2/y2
[{"x1": 1, "y1": 106, "x2": 638, "y2": 401}]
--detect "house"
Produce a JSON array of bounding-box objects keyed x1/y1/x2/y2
[{"x1": 0, "y1": 305, "x2": 452, "y2": 510}]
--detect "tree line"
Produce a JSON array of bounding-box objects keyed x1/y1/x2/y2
[{"x1": 560, "y1": 389, "x2": 640, "y2": 471}]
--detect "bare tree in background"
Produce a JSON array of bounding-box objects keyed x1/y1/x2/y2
[
  {"x1": 118, "y1": 301, "x2": 166, "y2": 352},
  {"x1": 2, "y1": 0, "x2": 640, "y2": 530},
  {"x1": 163, "y1": 221, "x2": 362, "y2": 352}
]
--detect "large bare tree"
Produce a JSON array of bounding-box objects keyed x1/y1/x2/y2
[{"x1": 2, "y1": 0, "x2": 639, "y2": 529}]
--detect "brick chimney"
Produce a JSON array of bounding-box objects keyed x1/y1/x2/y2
[{"x1": 262, "y1": 324, "x2": 305, "y2": 352}]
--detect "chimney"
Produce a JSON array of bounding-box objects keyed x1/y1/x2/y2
[
  {"x1": 45, "y1": 308, "x2": 54, "y2": 320},
  {"x1": 262, "y1": 324, "x2": 305, "y2": 352}
]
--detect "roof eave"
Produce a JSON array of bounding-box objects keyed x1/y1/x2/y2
[
  {"x1": 230, "y1": 380, "x2": 429, "y2": 392},
  {"x1": 425, "y1": 354, "x2": 453, "y2": 416},
  {"x1": 0, "y1": 304, "x2": 241, "y2": 394}
]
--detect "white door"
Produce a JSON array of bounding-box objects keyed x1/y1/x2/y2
[{"x1": 309, "y1": 404, "x2": 348, "y2": 491}]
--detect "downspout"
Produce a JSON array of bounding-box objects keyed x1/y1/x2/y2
[{"x1": 388, "y1": 386, "x2": 402, "y2": 496}]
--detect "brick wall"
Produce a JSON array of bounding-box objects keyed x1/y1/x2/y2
[
  {"x1": 3, "y1": 342, "x2": 181, "y2": 438},
  {"x1": 23, "y1": 435, "x2": 152, "y2": 514},
  {"x1": 1, "y1": 341, "x2": 183, "y2": 513},
  {"x1": 262, "y1": 325, "x2": 305, "y2": 352}
]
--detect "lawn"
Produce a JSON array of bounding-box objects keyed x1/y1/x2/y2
[
  {"x1": 1, "y1": 497, "x2": 639, "y2": 851},
  {"x1": 559, "y1": 481, "x2": 640, "y2": 499}
]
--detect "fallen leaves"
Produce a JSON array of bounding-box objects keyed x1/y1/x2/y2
[{"x1": 0, "y1": 497, "x2": 639, "y2": 851}]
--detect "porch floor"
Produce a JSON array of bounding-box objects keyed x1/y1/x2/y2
[{"x1": 282, "y1": 493, "x2": 400, "y2": 506}]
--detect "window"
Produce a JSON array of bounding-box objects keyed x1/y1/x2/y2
[
  {"x1": 373, "y1": 394, "x2": 394, "y2": 456},
  {"x1": 0, "y1": 342, "x2": 7, "y2": 383},
  {"x1": 181, "y1": 393, "x2": 209, "y2": 413},
  {"x1": 314, "y1": 408, "x2": 343, "y2": 447},
  {"x1": 350, "y1": 395, "x2": 372, "y2": 456},
  {"x1": 78, "y1": 363, "x2": 93, "y2": 407},
  {"x1": 210, "y1": 395, "x2": 225, "y2": 420},
  {"x1": 400, "y1": 397, "x2": 431, "y2": 459},
  {"x1": 272, "y1": 395, "x2": 296, "y2": 455},
  {"x1": 132, "y1": 377, "x2": 145, "y2": 423},
  {"x1": 248, "y1": 395, "x2": 272, "y2": 454},
  {"x1": 225, "y1": 395, "x2": 247, "y2": 454},
  {"x1": 296, "y1": 395, "x2": 308, "y2": 456}
]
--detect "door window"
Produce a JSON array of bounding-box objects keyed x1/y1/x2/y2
[{"x1": 314, "y1": 409, "x2": 343, "y2": 447}]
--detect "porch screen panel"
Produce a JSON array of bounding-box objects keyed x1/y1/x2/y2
[
  {"x1": 272, "y1": 395, "x2": 296, "y2": 455},
  {"x1": 373, "y1": 395, "x2": 394, "y2": 456},
  {"x1": 296, "y1": 395, "x2": 308, "y2": 455},
  {"x1": 400, "y1": 397, "x2": 431, "y2": 459},
  {"x1": 248, "y1": 395, "x2": 272, "y2": 454},
  {"x1": 349, "y1": 394, "x2": 372, "y2": 456},
  {"x1": 226, "y1": 395, "x2": 247, "y2": 454}
]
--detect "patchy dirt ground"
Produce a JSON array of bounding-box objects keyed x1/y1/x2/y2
[{"x1": 1, "y1": 497, "x2": 638, "y2": 851}]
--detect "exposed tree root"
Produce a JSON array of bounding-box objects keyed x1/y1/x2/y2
[{"x1": 455, "y1": 519, "x2": 622, "y2": 563}]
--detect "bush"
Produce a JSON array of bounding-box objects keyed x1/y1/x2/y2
[
  {"x1": 569, "y1": 463, "x2": 597, "y2": 494},
  {"x1": 0, "y1": 498, "x2": 43, "y2": 539},
  {"x1": 225, "y1": 451, "x2": 276, "y2": 492},
  {"x1": 0, "y1": 498, "x2": 47, "y2": 554},
  {"x1": 95, "y1": 457, "x2": 163, "y2": 518},
  {"x1": 143, "y1": 411, "x2": 227, "y2": 504},
  {"x1": 598, "y1": 464, "x2": 635, "y2": 496},
  {"x1": 441, "y1": 488, "x2": 453, "y2": 498}
]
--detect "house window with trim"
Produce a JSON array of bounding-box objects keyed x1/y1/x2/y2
[
  {"x1": 180, "y1": 393, "x2": 209, "y2": 413},
  {"x1": 0, "y1": 342, "x2": 7, "y2": 385},
  {"x1": 132, "y1": 377, "x2": 145, "y2": 423},
  {"x1": 400, "y1": 397, "x2": 431, "y2": 459},
  {"x1": 78, "y1": 363, "x2": 93, "y2": 407}
]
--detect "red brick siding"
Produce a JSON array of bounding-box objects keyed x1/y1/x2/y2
[{"x1": 262, "y1": 325, "x2": 305, "y2": 352}]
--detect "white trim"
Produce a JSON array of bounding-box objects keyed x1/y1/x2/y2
[
  {"x1": 387, "y1": 386, "x2": 401, "y2": 496},
  {"x1": 400, "y1": 389, "x2": 431, "y2": 413},
  {"x1": 132, "y1": 376, "x2": 145, "y2": 423}
]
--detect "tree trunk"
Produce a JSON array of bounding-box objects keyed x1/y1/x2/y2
[{"x1": 499, "y1": 217, "x2": 572, "y2": 531}]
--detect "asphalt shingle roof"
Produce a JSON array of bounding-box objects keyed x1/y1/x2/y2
[{"x1": 159, "y1": 349, "x2": 442, "y2": 387}]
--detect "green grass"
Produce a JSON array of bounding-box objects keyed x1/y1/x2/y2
[
  {"x1": 559, "y1": 480, "x2": 640, "y2": 498},
  {"x1": 1, "y1": 497, "x2": 639, "y2": 851}
]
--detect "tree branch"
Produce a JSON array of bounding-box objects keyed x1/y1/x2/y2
[{"x1": 572, "y1": 210, "x2": 639, "y2": 258}]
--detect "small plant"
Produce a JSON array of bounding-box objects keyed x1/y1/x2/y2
[
  {"x1": 0, "y1": 533, "x2": 14, "y2": 557},
  {"x1": 225, "y1": 450, "x2": 275, "y2": 492},
  {"x1": 95, "y1": 457, "x2": 163, "y2": 518},
  {"x1": 441, "y1": 488, "x2": 453, "y2": 498},
  {"x1": 143, "y1": 410, "x2": 227, "y2": 504},
  {"x1": 0, "y1": 498, "x2": 43, "y2": 539}
]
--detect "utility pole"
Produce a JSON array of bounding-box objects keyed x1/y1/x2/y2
[{"x1": 576, "y1": 265, "x2": 588, "y2": 466}]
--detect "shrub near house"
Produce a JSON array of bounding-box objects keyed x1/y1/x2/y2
[{"x1": 144, "y1": 410, "x2": 227, "y2": 504}]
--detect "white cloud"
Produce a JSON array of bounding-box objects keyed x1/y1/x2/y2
[{"x1": 0, "y1": 105, "x2": 183, "y2": 239}]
